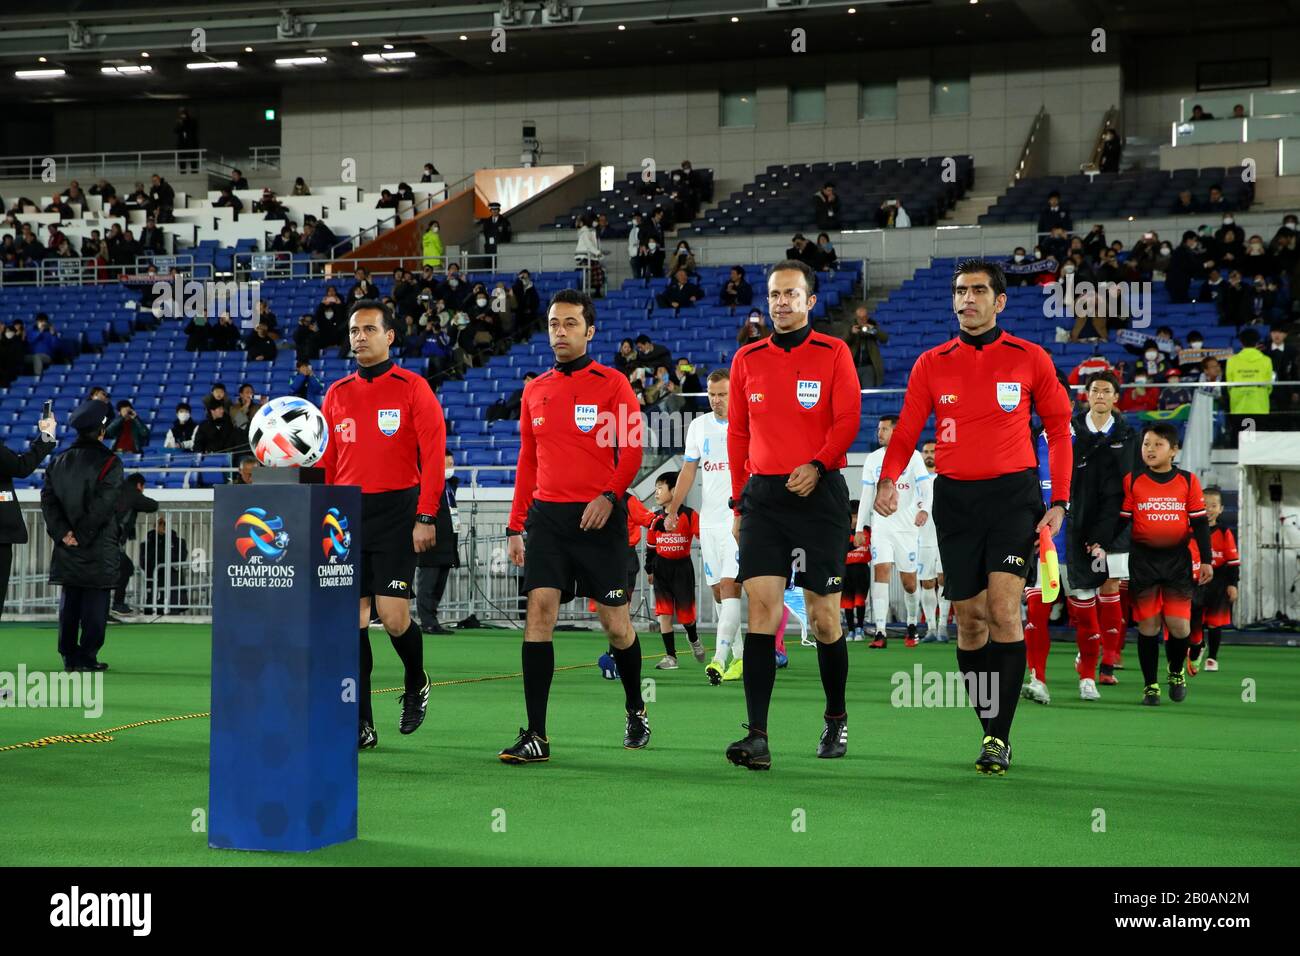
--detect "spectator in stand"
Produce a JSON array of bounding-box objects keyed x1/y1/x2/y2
[
  {"x1": 44, "y1": 193, "x2": 72, "y2": 218},
  {"x1": 421, "y1": 316, "x2": 457, "y2": 386},
  {"x1": 1241, "y1": 235, "x2": 1274, "y2": 277},
  {"x1": 813, "y1": 183, "x2": 840, "y2": 231},
  {"x1": 163, "y1": 402, "x2": 197, "y2": 450},
  {"x1": 737, "y1": 308, "x2": 770, "y2": 346},
  {"x1": 421, "y1": 219, "x2": 444, "y2": 270},
  {"x1": 271, "y1": 224, "x2": 300, "y2": 255},
  {"x1": 149, "y1": 174, "x2": 175, "y2": 222},
  {"x1": 816, "y1": 233, "x2": 838, "y2": 272},
  {"x1": 245, "y1": 324, "x2": 277, "y2": 363},
  {"x1": 1068, "y1": 353, "x2": 1113, "y2": 396},
  {"x1": 184, "y1": 313, "x2": 215, "y2": 351},
  {"x1": 487, "y1": 371, "x2": 537, "y2": 422},
  {"x1": 643, "y1": 207, "x2": 667, "y2": 248},
  {"x1": 1217, "y1": 270, "x2": 1251, "y2": 326},
  {"x1": 641, "y1": 231, "x2": 665, "y2": 280},
  {"x1": 1171, "y1": 189, "x2": 1196, "y2": 215},
  {"x1": 1125, "y1": 337, "x2": 1171, "y2": 381},
  {"x1": 209, "y1": 312, "x2": 239, "y2": 351},
  {"x1": 193, "y1": 400, "x2": 240, "y2": 454},
  {"x1": 1264, "y1": 322, "x2": 1299, "y2": 418},
  {"x1": 874, "y1": 197, "x2": 911, "y2": 228},
  {"x1": 1081, "y1": 224, "x2": 1108, "y2": 259},
  {"x1": 292, "y1": 313, "x2": 320, "y2": 359},
  {"x1": 289, "y1": 359, "x2": 325, "y2": 401},
  {"x1": 376, "y1": 189, "x2": 399, "y2": 210},
  {"x1": 231, "y1": 456, "x2": 256, "y2": 485},
  {"x1": 230, "y1": 384, "x2": 263, "y2": 433},
  {"x1": 213, "y1": 186, "x2": 243, "y2": 220},
  {"x1": 845, "y1": 306, "x2": 889, "y2": 389},
  {"x1": 627, "y1": 211, "x2": 644, "y2": 279},
  {"x1": 0, "y1": 323, "x2": 24, "y2": 387},
  {"x1": 346, "y1": 267, "x2": 375, "y2": 305},
  {"x1": 138, "y1": 217, "x2": 165, "y2": 256},
  {"x1": 666, "y1": 240, "x2": 697, "y2": 279},
  {"x1": 574, "y1": 213, "x2": 606, "y2": 297},
  {"x1": 420, "y1": 163, "x2": 440, "y2": 183},
  {"x1": 1098, "y1": 128, "x2": 1122, "y2": 173},
  {"x1": 25, "y1": 318, "x2": 56, "y2": 376},
  {"x1": 257, "y1": 190, "x2": 286, "y2": 221},
  {"x1": 1196, "y1": 267, "x2": 1225, "y2": 305},
  {"x1": 1245, "y1": 274, "x2": 1281, "y2": 325},
  {"x1": 440, "y1": 264, "x2": 470, "y2": 311},
  {"x1": 89, "y1": 178, "x2": 116, "y2": 200},
  {"x1": 292, "y1": 176, "x2": 310, "y2": 196},
  {"x1": 656, "y1": 268, "x2": 703, "y2": 312},
  {"x1": 481, "y1": 201, "x2": 512, "y2": 261},
  {"x1": 312, "y1": 285, "x2": 344, "y2": 350},
  {"x1": 1232, "y1": 104, "x2": 1246, "y2": 119},
  {"x1": 254, "y1": 300, "x2": 279, "y2": 341},
  {"x1": 1198, "y1": 356, "x2": 1224, "y2": 392},
  {"x1": 1096, "y1": 247, "x2": 1122, "y2": 283},
  {"x1": 396, "y1": 182, "x2": 415, "y2": 203},
  {"x1": 79, "y1": 230, "x2": 101, "y2": 259},
  {"x1": 229, "y1": 169, "x2": 249, "y2": 190},
  {"x1": 511, "y1": 270, "x2": 540, "y2": 338},
  {"x1": 634, "y1": 334, "x2": 673, "y2": 376},
  {"x1": 719, "y1": 266, "x2": 753, "y2": 309},
  {"x1": 1118, "y1": 370, "x2": 1159, "y2": 413},
  {"x1": 614, "y1": 338, "x2": 638, "y2": 378},
  {"x1": 786, "y1": 233, "x2": 824, "y2": 270},
  {"x1": 1201, "y1": 183, "x2": 1227, "y2": 215},
  {"x1": 391, "y1": 267, "x2": 418, "y2": 319},
  {"x1": 594, "y1": 213, "x2": 614, "y2": 241},
  {"x1": 1037, "y1": 190, "x2": 1073, "y2": 234},
  {"x1": 174, "y1": 108, "x2": 199, "y2": 172},
  {"x1": 106, "y1": 400, "x2": 150, "y2": 453},
  {"x1": 1040, "y1": 224, "x2": 1070, "y2": 263},
  {"x1": 1167, "y1": 230, "x2": 1212, "y2": 304},
  {"x1": 301, "y1": 219, "x2": 337, "y2": 259},
  {"x1": 123, "y1": 184, "x2": 149, "y2": 213},
  {"x1": 1158, "y1": 369, "x2": 1192, "y2": 411},
  {"x1": 1190, "y1": 104, "x2": 1214, "y2": 121}
]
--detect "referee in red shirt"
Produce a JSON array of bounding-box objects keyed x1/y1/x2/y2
[
  {"x1": 320, "y1": 300, "x2": 446, "y2": 751},
  {"x1": 875, "y1": 260, "x2": 1073, "y2": 775},
  {"x1": 725, "y1": 259, "x2": 861, "y2": 770},
  {"x1": 499, "y1": 289, "x2": 647, "y2": 764}
]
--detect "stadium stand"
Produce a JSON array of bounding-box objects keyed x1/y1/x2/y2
[{"x1": 550, "y1": 166, "x2": 715, "y2": 236}]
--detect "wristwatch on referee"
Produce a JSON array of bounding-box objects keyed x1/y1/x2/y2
[
  {"x1": 416, "y1": 513, "x2": 436, "y2": 525},
  {"x1": 601, "y1": 491, "x2": 618, "y2": 506},
  {"x1": 1050, "y1": 500, "x2": 1070, "y2": 513}
]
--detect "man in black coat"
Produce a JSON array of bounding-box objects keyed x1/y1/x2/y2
[
  {"x1": 0, "y1": 410, "x2": 57, "y2": 620},
  {"x1": 719, "y1": 266, "x2": 753, "y2": 309},
  {"x1": 1065, "y1": 371, "x2": 1140, "y2": 688},
  {"x1": 481, "y1": 201, "x2": 512, "y2": 261},
  {"x1": 1037, "y1": 190, "x2": 1073, "y2": 235},
  {"x1": 174, "y1": 108, "x2": 199, "y2": 173},
  {"x1": 40, "y1": 400, "x2": 124, "y2": 671},
  {"x1": 813, "y1": 183, "x2": 840, "y2": 231},
  {"x1": 511, "y1": 270, "x2": 541, "y2": 338},
  {"x1": 656, "y1": 268, "x2": 704, "y2": 311},
  {"x1": 1167, "y1": 230, "x2": 1212, "y2": 305},
  {"x1": 149, "y1": 175, "x2": 175, "y2": 222},
  {"x1": 415, "y1": 454, "x2": 460, "y2": 634},
  {"x1": 111, "y1": 472, "x2": 159, "y2": 614},
  {"x1": 193, "y1": 401, "x2": 242, "y2": 454}
]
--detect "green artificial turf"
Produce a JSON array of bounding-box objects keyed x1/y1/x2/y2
[{"x1": 2, "y1": 623, "x2": 1297, "y2": 866}]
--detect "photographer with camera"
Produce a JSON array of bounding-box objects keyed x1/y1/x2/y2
[
  {"x1": 845, "y1": 306, "x2": 890, "y2": 389},
  {"x1": 105, "y1": 400, "x2": 151, "y2": 453}
]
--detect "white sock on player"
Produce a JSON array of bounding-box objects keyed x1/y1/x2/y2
[
  {"x1": 903, "y1": 587, "x2": 920, "y2": 626},
  {"x1": 715, "y1": 597, "x2": 742, "y2": 664},
  {"x1": 937, "y1": 595, "x2": 951, "y2": 635},
  {"x1": 920, "y1": 585, "x2": 938, "y2": 631},
  {"x1": 871, "y1": 581, "x2": 890, "y2": 634}
]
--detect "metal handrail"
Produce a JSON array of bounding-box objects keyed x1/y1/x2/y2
[
  {"x1": 1010, "y1": 107, "x2": 1048, "y2": 188},
  {"x1": 0, "y1": 149, "x2": 206, "y2": 179},
  {"x1": 327, "y1": 172, "x2": 474, "y2": 259}
]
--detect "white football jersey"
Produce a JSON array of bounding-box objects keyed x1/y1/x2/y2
[
  {"x1": 683, "y1": 413, "x2": 733, "y2": 530},
  {"x1": 857, "y1": 447, "x2": 932, "y2": 534},
  {"x1": 918, "y1": 468, "x2": 939, "y2": 547}
]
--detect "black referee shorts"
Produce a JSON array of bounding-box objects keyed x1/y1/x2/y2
[
  {"x1": 737, "y1": 471, "x2": 851, "y2": 596},
  {"x1": 932, "y1": 469, "x2": 1043, "y2": 603},
  {"x1": 522, "y1": 499, "x2": 630, "y2": 606},
  {"x1": 360, "y1": 487, "x2": 418, "y2": 600}
]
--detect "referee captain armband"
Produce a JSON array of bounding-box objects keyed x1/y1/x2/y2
[{"x1": 1038, "y1": 526, "x2": 1060, "y2": 604}]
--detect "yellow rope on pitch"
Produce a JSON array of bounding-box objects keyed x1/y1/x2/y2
[{"x1": 1, "y1": 656, "x2": 654, "y2": 752}]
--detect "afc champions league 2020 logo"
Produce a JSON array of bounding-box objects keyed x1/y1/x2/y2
[
  {"x1": 235, "y1": 508, "x2": 290, "y2": 562},
  {"x1": 321, "y1": 508, "x2": 352, "y2": 562}
]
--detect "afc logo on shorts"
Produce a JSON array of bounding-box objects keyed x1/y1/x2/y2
[
  {"x1": 574, "y1": 404, "x2": 598, "y2": 433},
  {"x1": 826, "y1": 575, "x2": 843, "y2": 588},
  {"x1": 996, "y1": 382, "x2": 1021, "y2": 413},
  {"x1": 605, "y1": 587, "x2": 625, "y2": 600},
  {"x1": 797, "y1": 380, "x2": 821, "y2": 409},
  {"x1": 1001, "y1": 555, "x2": 1025, "y2": 567},
  {"x1": 377, "y1": 408, "x2": 401, "y2": 436},
  {"x1": 387, "y1": 579, "x2": 409, "y2": 591}
]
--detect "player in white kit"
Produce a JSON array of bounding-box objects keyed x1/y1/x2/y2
[
  {"x1": 664, "y1": 370, "x2": 746, "y2": 684},
  {"x1": 915, "y1": 440, "x2": 950, "y2": 643},
  {"x1": 856, "y1": 415, "x2": 932, "y2": 648}
]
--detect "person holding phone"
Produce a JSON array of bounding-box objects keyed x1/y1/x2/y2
[
  {"x1": 736, "y1": 308, "x2": 770, "y2": 346},
  {"x1": 0, "y1": 404, "x2": 57, "y2": 621},
  {"x1": 845, "y1": 306, "x2": 890, "y2": 388}
]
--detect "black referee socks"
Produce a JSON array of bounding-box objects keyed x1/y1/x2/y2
[
  {"x1": 955, "y1": 642, "x2": 992, "y2": 734},
  {"x1": 1165, "y1": 634, "x2": 1190, "y2": 676},
  {"x1": 388, "y1": 620, "x2": 426, "y2": 695},
  {"x1": 660, "y1": 630, "x2": 677, "y2": 658},
  {"x1": 359, "y1": 628, "x2": 373, "y2": 725},
  {"x1": 522, "y1": 641, "x2": 554, "y2": 738},
  {"x1": 985, "y1": 640, "x2": 1025, "y2": 744},
  {"x1": 743, "y1": 633, "x2": 777, "y2": 732},
  {"x1": 816, "y1": 635, "x2": 849, "y2": 717},
  {"x1": 1138, "y1": 632, "x2": 1160, "y2": 686},
  {"x1": 611, "y1": 635, "x2": 644, "y2": 712}
]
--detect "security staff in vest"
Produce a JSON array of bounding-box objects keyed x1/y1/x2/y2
[
  {"x1": 40, "y1": 400, "x2": 124, "y2": 671},
  {"x1": 0, "y1": 408, "x2": 58, "y2": 620}
]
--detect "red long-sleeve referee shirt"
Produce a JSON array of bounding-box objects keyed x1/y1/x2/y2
[
  {"x1": 882, "y1": 326, "x2": 1074, "y2": 501},
  {"x1": 320, "y1": 358, "x2": 446, "y2": 516},
  {"x1": 509, "y1": 354, "x2": 644, "y2": 532},
  {"x1": 727, "y1": 323, "x2": 861, "y2": 506}
]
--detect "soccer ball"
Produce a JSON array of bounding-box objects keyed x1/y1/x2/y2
[{"x1": 248, "y1": 396, "x2": 329, "y2": 468}]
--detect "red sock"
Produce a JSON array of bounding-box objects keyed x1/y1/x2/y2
[
  {"x1": 1189, "y1": 614, "x2": 1203, "y2": 645},
  {"x1": 1161, "y1": 621, "x2": 1169, "y2": 643},
  {"x1": 1025, "y1": 587, "x2": 1050, "y2": 682},
  {"x1": 1098, "y1": 593, "x2": 1124, "y2": 666},
  {"x1": 1068, "y1": 596, "x2": 1101, "y2": 680},
  {"x1": 775, "y1": 605, "x2": 789, "y2": 655}
]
